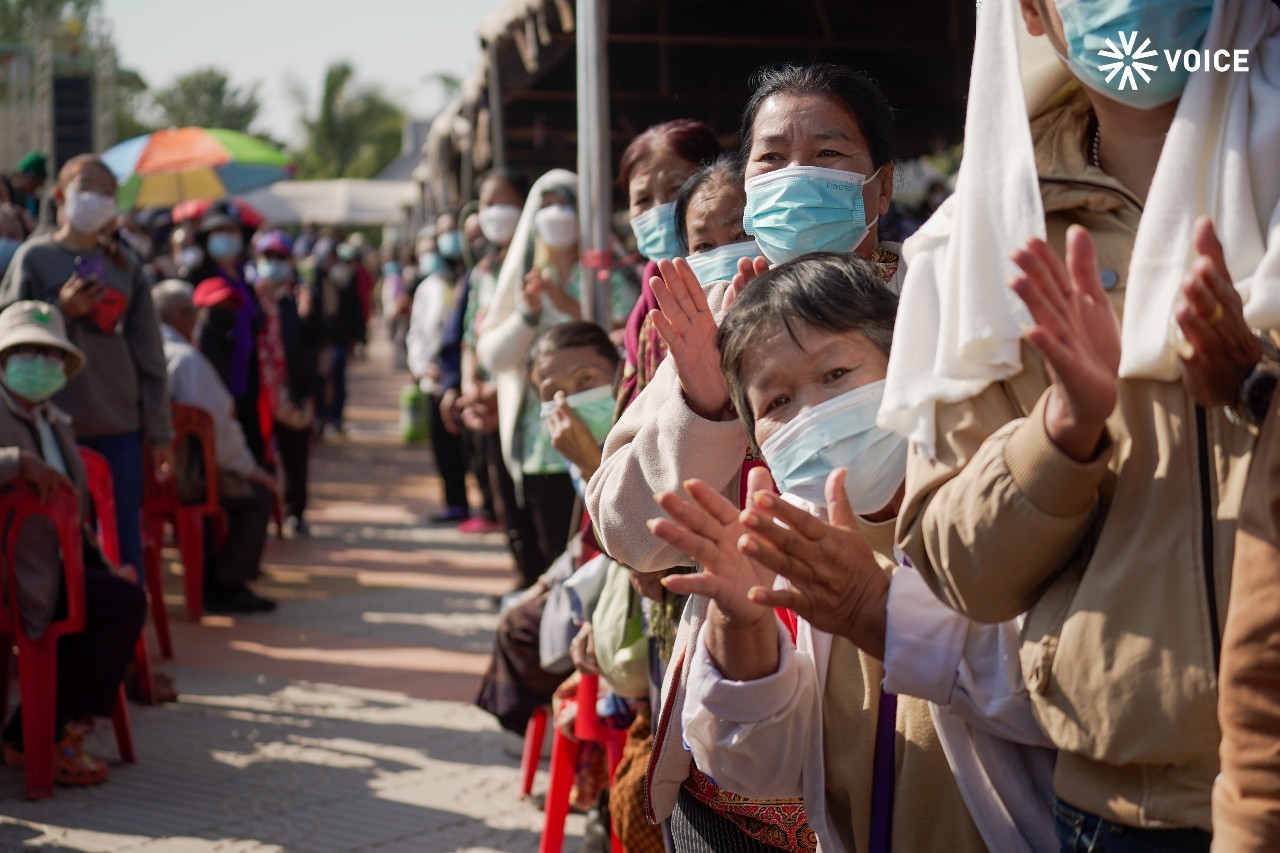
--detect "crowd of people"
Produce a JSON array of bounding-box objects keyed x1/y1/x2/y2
[
  {"x1": 0, "y1": 148, "x2": 386, "y2": 783},
  {"x1": 5, "y1": 0, "x2": 1280, "y2": 850},
  {"x1": 396, "y1": 0, "x2": 1280, "y2": 851}
]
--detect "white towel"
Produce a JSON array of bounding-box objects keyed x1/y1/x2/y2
[{"x1": 880, "y1": 0, "x2": 1280, "y2": 458}]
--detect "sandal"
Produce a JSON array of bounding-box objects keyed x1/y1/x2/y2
[
  {"x1": 53, "y1": 737, "x2": 107, "y2": 786},
  {"x1": 152, "y1": 672, "x2": 179, "y2": 704},
  {"x1": 4, "y1": 736, "x2": 108, "y2": 786},
  {"x1": 2, "y1": 733, "x2": 80, "y2": 769}
]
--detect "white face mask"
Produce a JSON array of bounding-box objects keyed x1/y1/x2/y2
[
  {"x1": 63, "y1": 190, "x2": 117, "y2": 235},
  {"x1": 478, "y1": 204, "x2": 521, "y2": 246},
  {"x1": 759, "y1": 380, "x2": 907, "y2": 516},
  {"x1": 534, "y1": 204, "x2": 578, "y2": 250}
]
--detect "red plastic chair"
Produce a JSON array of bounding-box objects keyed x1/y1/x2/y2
[
  {"x1": 0, "y1": 481, "x2": 135, "y2": 799},
  {"x1": 141, "y1": 403, "x2": 227, "y2": 651},
  {"x1": 540, "y1": 674, "x2": 627, "y2": 853},
  {"x1": 520, "y1": 705, "x2": 549, "y2": 799},
  {"x1": 78, "y1": 447, "x2": 155, "y2": 706}
]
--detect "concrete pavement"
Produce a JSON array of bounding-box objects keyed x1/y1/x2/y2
[{"x1": 0, "y1": 339, "x2": 584, "y2": 852}]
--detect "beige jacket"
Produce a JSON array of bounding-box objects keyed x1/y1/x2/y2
[
  {"x1": 897, "y1": 91, "x2": 1255, "y2": 832},
  {"x1": 1213, "y1": 393, "x2": 1280, "y2": 851}
]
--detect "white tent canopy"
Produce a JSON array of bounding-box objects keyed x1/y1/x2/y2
[{"x1": 240, "y1": 179, "x2": 419, "y2": 226}]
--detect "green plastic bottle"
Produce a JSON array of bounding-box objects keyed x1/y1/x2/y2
[{"x1": 399, "y1": 383, "x2": 428, "y2": 443}]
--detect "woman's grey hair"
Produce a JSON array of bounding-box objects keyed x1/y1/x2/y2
[
  {"x1": 717, "y1": 252, "x2": 898, "y2": 448},
  {"x1": 151, "y1": 278, "x2": 195, "y2": 327}
]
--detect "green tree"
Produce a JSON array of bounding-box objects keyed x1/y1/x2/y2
[
  {"x1": 115, "y1": 69, "x2": 153, "y2": 141},
  {"x1": 0, "y1": 0, "x2": 97, "y2": 42},
  {"x1": 152, "y1": 67, "x2": 260, "y2": 132},
  {"x1": 293, "y1": 61, "x2": 404, "y2": 180}
]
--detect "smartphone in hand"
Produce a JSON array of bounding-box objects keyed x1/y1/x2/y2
[{"x1": 75, "y1": 255, "x2": 106, "y2": 283}]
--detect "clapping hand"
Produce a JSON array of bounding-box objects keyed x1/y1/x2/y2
[
  {"x1": 723, "y1": 256, "x2": 770, "y2": 315},
  {"x1": 1175, "y1": 217, "x2": 1261, "y2": 407},
  {"x1": 1010, "y1": 226, "x2": 1120, "y2": 462},
  {"x1": 521, "y1": 269, "x2": 545, "y2": 317},
  {"x1": 650, "y1": 467, "x2": 777, "y2": 628},
  {"x1": 649, "y1": 258, "x2": 733, "y2": 421},
  {"x1": 739, "y1": 468, "x2": 891, "y2": 660}
]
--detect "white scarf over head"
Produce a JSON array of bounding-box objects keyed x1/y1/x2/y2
[
  {"x1": 477, "y1": 168, "x2": 577, "y2": 488},
  {"x1": 880, "y1": 0, "x2": 1280, "y2": 459}
]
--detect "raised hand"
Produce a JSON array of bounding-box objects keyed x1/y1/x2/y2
[
  {"x1": 649, "y1": 258, "x2": 732, "y2": 421},
  {"x1": 1010, "y1": 225, "x2": 1120, "y2": 462},
  {"x1": 652, "y1": 466, "x2": 780, "y2": 680},
  {"x1": 738, "y1": 468, "x2": 891, "y2": 660},
  {"x1": 723, "y1": 256, "x2": 770, "y2": 316},
  {"x1": 650, "y1": 473, "x2": 775, "y2": 627},
  {"x1": 1175, "y1": 216, "x2": 1262, "y2": 407},
  {"x1": 521, "y1": 268, "x2": 545, "y2": 317}
]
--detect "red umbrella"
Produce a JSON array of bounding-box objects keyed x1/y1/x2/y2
[{"x1": 171, "y1": 197, "x2": 265, "y2": 229}]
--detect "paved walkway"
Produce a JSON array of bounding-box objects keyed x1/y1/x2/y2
[{"x1": 0, "y1": 339, "x2": 583, "y2": 852}]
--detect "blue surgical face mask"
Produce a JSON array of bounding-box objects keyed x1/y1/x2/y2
[
  {"x1": 3, "y1": 353, "x2": 67, "y2": 403},
  {"x1": 418, "y1": 252, "x2": 446, "y2": 279},
  {"x1": 744, "y1": 165, "x2": 883, "y2": 265},
  {"x1": 437, "y1": 230, "x2": 462, "y2": 261},
  {"x1": 1055, "y1": 0, "x2": 1213, "y2": 110},
  {"x1": 685, "y1": 239, "x2": 762, "y2": 284},
  {"x1": 256, "y1": 258, "x2": 291, "y2": 282},
  {"x1": 630, "y1": 202, "x2": 684, "y2": 262},
  {"x1": 539, "y1": 384, "x2": 616, "y2": 443},
  {"x1": 759, "y1": 380, "x2": 907, "y2": 516},
  {"x1": 0, "y1": 238, "x2": 20, "y2": 275},
  {"x1": 207, "y1": 232, "x2": 243, "y2": 261}
]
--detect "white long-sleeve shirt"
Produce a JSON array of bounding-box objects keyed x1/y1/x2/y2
[
  {"x1": 406, "y1": 273, "x2": 453, "y2": 395},
  {"x1": 683, "y1": 564, "x2": 1057, "y2": 853},
  {"x1": 160, "y1": 324, "x2": 255, "y2": 477}
]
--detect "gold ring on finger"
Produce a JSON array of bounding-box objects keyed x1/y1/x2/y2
[{"x1": 1209, "y1": 303, "x2": 1224, "y2": 325}]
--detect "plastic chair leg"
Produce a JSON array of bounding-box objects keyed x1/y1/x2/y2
[
  {"x1": 174, "y1": 509, "x2": 205, "y2": 621},
  {"x1": 520, "y1": 706, "x2": 548, "y2": 798},
  {"x1": 131, "y1": 635, "x2": 155, "y2": 705},
  {"x1": 143, "y1": 525, "x2": 173, "y2": 659},
  {"x1": 539, "y1": 715, "x2": 580, "y2": 853},
  {"x1": 111, "y1": 686, "x2": 135, "y2": 763},
  {"x1": 0, "y1": 643, "x2": 10, "y2": 721},
  {"x1": 16, "y1": 636, "x2": 57, "y2": 800}
]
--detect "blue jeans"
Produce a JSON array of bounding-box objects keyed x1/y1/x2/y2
[
  {"x1": 1054, "y1": 799, "x2": 1211, "y2": 853},
  {"x1": 78, "y1": 431, "x2": 144, "y2": 578}
]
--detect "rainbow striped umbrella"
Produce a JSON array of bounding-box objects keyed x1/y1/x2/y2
[{"x1": 102, "y1": 127, "x2": 293, "y2": 210}]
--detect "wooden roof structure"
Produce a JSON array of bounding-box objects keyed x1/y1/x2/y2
[{"x1": 424, "y1": 0, "x2": 975, "y2": 209}]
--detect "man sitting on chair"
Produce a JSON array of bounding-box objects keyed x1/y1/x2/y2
[
  {"x1": 0, "y1": 300, "x2": 146, "y2": 786},
  {"x1": 151, "y1": 279, "x2": 276, "y2": 614}
]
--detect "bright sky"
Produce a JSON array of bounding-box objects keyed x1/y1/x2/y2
[{"x1": 101, "y1": 0, "x2": 505, "y2": 146}]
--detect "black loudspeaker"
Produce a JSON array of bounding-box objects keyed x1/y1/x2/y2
[{"x1": 52, "y1": 73, "x2": 94, "y2": 169}]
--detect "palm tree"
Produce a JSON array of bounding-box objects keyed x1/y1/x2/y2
[{"x1": 293, "y1": 61, "x2": 405, "y2": 180}]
